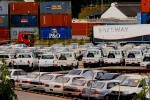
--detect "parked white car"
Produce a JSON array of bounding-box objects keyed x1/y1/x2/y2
[
  {"x1": 82, "y1": 49, "x2": 104, "y2": 68},
  {"x1": 63, "y1": 79, "x2": 96, "y2": 96},
  {"x1": 18, "y1": 72, "x2": 49, "y2": 89},
  {"x1": 53, "y1": 52, "x2": 78, "y2": 69},
  {"x1": 8, "y1": 69, "x2": 27, "y2": 85},
  {"x1": 104, "y1": 50, "x2": 125, "y2": 65},
  {"x1": 38, "y1": 53, "x2": 57, "y2": 68},
  {"x1": 125, "y1": 49, "x2": 143, "y2": 65},
  {"x1": 30, "y1": 74, "x2": 63, "y2": 91},
  {"x1": 81, "y1": 80, "x2": 120, "y2": 99},
  {"x1": 44, "y1": 75, "x2": 84, "y2": 93},
  {"x1": 13, "y1": 52, "x2": 38, "y2": 70},
  {"x1": 108, "y1": 75, "x2": 150, "y2": 100},
  {"x1": 140, "y1": 53, "x2": 150, "y2": 69}
]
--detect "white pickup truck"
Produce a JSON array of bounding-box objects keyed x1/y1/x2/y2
[
  {"x1": 125, "y1": 49, "x2": 143, "y2": 65},
  {"x1": 38, "y1": 53, "x2": 57, "y2": 68},
  {"x1": 140, "y1": 53, "x2": 150, "y2": 69},
  {"x1": 53, "y1": 52, "x2": 78, "y2": 69},
  {"x1": 104, "y1": 50, "x2": 125, "y2": 65},
  {"x1": 82, "y1": 49, "x2": 104, "y2": 68},
  {"x1": 13, "y1": 52, "x2": 38, "y2": 71}
]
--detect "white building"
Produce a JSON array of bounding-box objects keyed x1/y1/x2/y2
[{"x1": 101, "y1": 2, "x2": 140, "y2": 19}]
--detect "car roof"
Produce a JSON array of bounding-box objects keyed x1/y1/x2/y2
[
  {"x1": 63, "y1": 75, "x2": 84, "y2": 78},
  {"x1": 95, "y1": 80, "x2": 120, "y2": 83}
]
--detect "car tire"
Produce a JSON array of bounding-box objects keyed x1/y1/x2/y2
[
  {"x1": 87, "y1": 53, "x2": 94, "y2": 58},
  {"x1": 83, "y1": 63, "x2": 87, "y2": 68},
  {"x1": 99, "y1": 61, "x2": 103, "y2": 67}
]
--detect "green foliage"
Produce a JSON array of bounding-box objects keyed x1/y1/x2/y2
[
  {"x1": 0, "y1": 60, "x2": 17, "y2": 100},
  {"x1": 133, "y1": 79, "x2": 149, "y2": 100},
  {"x1": 79, "y1": 38, "x2": 84, "y2": 45}
]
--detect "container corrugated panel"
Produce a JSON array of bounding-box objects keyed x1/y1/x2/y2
[
  {"x1": 0, "y1": 16, "x2": 8, "y2": 27},
  {"x1": 40, "y1": 1, "x2": 71, "y2": 14},
  {"x1": 40, "y1": 27, "x2": 72, "y2": 39},
  {"x1": 141, "y1": 13, "x2": 150, "y2": 24},
  {"x1": 72, "y1": 23, "x2": 89, "y2": 35},
  {"x1": 11, "y1": 15, "x2": 38, "y2": 27},
  {"x1": 10, "y1": 2, "x2": 39, "y2": 15},
  {"x1": 0, "y1": 28, "x2": 9, "y2": 39},
  {"x1": 40, "y1": 14, "x2": 72, "y2": 27},
  {"x1": 0, "y1": 1, "x2": 8, "y2": 15},
  {"x1": 141, "y1": 0, "x2": 150, "y2": 13},
  {"x1": 10, "y1": 27, "x2": 39, "y2": 39}
]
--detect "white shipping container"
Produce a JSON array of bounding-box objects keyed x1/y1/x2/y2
[{"x1": 93, "y1": 24, "x2": 150, "y2": 42}]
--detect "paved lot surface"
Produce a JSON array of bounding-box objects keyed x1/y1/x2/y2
[{"x1": 16, "y1": 91, "x2": 67, "y2": 100}]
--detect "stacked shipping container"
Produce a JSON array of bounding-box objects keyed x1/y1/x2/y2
[
  {"x1": 10, "y1": 2, "x2": 39, "y2": 39},
  {"x1": 140, "y1": 0, "x2": 150, "y2": 24},
  {"x1": 40, "y1": 1, "x2": 72, "y2": 39},
  {"x1": 0, "y1": 1, "x2": 9, "y2": 39}
]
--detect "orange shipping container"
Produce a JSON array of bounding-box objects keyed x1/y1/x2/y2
[
  {"x1": 141, "y1": 0, "x2": 150, "y2": 13},
  {"x1": 10, "y1": 2, "x2": 39, "y2": 15},
  {"x1": 40, "y1": 14, "x2": 72, "y2": 27}
]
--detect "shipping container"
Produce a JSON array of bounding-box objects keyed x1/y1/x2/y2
[
  {"x1": 40, "y1": 27, "x2": 72, "y2": 39},
  {"x1": 11, "y1": 15, "x2": 38, "y2": 27},
  {"x1": 0, "y1": 16, "x2": 8, "y2": 27},
  {"x1": 141, "y1": 0, "x2": 150, "y2": 13},
  {"x1": 0, "y1": 28, "x2": 9, "y2": 39},
  {"x1": 0, "y1": 1, "x2": 8, "y2": 15},
  {"x1": 141, "y1": 13, "x2": 150, "y2": 24},
  {"x1": 40, "y1": 1, "x2": 71, "y2": 14},
  {"x1": 72, "y1": 23, "x2": 89, "y2": 35},
  {"x1": 10, "y1": 2, "x2": 39, "y2": 15},
  {"x1": 93, "y1": 24, "x2": 150, "y2": 43},
  {"x1": 10, "y1": 27, "x2": 39, "y2": 39},
  {"x1": 72, "y1": 23, "x2": 104, "y2": 35},
  {"x1": 40, "y1": 14, "x2": 72, "y2": 27}
]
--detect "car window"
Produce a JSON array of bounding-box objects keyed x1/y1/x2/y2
[
  {"x1": 55, "y1": 77, "x2": 70, "y2": 83},
  {"x1": 4, "y1": 55, "x2": 9, "y2": 58},
  {"x1": 83, "y1": 70, "x2": 90, "y2": 74},
  {"x1": 72, "y1": 77, "x2": 83, "y2": 83},
  {"x1": 20, "y1": 71, "x2": 27, "y2": 75},
  {"x1": 68, "y1": 70, "x2": 82, "y2": 75},
  {"x1": 87, "y1": 80, "x2": 95, "y2": 87},
  {"x1": 82, "y1": 71, "x2": 94, "y2": 79},
  {"x1": 41, "y1": 55, "x2": 54, "y2": 59},
  {"x1": 107, "y1": 82, "x2": 117, "y2": 89},
  {"x1": 40, "y1": 75, "x2": 54, "y2": 80},
  {"x1": 55, "y1": 75, "x2": 63, "y2": 80},
  {"x1": 0, "y1": 55, "x2": 3, "y2": 58},
  {"x1": 91, "y1": 82, "x2": 105, "y2": 89},
  {"x1": 72, "y1": 80, "x2": 86, "y2": 86}
]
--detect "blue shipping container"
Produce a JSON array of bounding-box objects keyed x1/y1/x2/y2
[
  {"x1": 0, "y1": 16, "x2": 8, "y2": 27},
  {"x1": 40, "y1": 27, "x2": 72, "y2": 39},
  {"x1": 0, "y1": 1, "x2": 8, "y2": 15},
  {"x1": 141, "y1": 13, "x2": 150, "y2": 24},
  {"x1": 40, "y1": 1, "x2": 71, "y2": 14},
  {"x1": 11, "y1": 15, "x2": 38, "y2": 27}
]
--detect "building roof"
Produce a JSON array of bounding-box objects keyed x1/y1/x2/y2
[{"x1": 115, "y1": 2, "x2": 140, "y2": 17}]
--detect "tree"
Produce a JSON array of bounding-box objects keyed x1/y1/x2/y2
[{"x1": 0, "y1": 60, "x2": 17, "y2": 100}]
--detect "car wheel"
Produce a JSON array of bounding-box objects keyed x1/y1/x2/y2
[
  {"x1": 83, "y1": 63, "x2": 87, "y2": 68},
  {"x1": 99, "y1": 61, "x2": 103, "y2": 67},
  {"x1": 9, "y1": 62, "x2": 13, "y2": 68}
]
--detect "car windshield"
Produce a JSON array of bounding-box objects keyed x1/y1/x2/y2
[
  {"x1": 128, "y1": 51, "x2": 141, "y2": 55},
  {"x1": 40, "y1": 75, "x2": 54, "y2": 80},
  {"x1": 120, "y1": 78, "x2": 139, "y2": 87},
  {"x1": 26, "y1": 73, "x2": 39, "y2": 78},
  {"x1": 68, "y1": 70, "x2": 81, "y2": 75},
  {"x1": 19, "y1": 54, "x2": 31, "y2": 58},
  {"x1": 62, "y1": 53, "x2": 72, "y2": 58},
  {"x1": 72, "y1": 80, "x2": 86, "y2": 86},
  {"x1": 91, "y1": 82, "x2": 105, "y2": 89},
  {"x1": 41, "y1": 55, "x2": 54, "y2": 59},
  {"x1": 55, "y1": 77, "x2": 70, "y2": 83}
]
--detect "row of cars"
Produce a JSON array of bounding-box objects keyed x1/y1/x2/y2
[
  {"x1": 8, "y1": 68, "x2": 150, "y2": 100},
  {"x1": 1, "y1": 43, "x2": 150, "y2": 70}
]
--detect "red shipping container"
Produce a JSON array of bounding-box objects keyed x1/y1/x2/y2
[
  {"x1": 40, "y1": 14, "x2": 53, "y2": 27},
  {"x1": 141, "y1": 0, "x2": 150, "y2": 12},
  {"x1": 0, "y1": 28, "x2": 9, "y2": 39},
  {"x1": 10, "y1": 2, "x2": 39, "y2": 15},
  {"x1": 72, "y1": 22, "x2": 105, "y2": 35},
  {"x1": 40, "y1": 14, "x2": 72, "y2": 27},
  {"x1": 72, "y1": 23, "x2": 89, "y2": 35}
]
